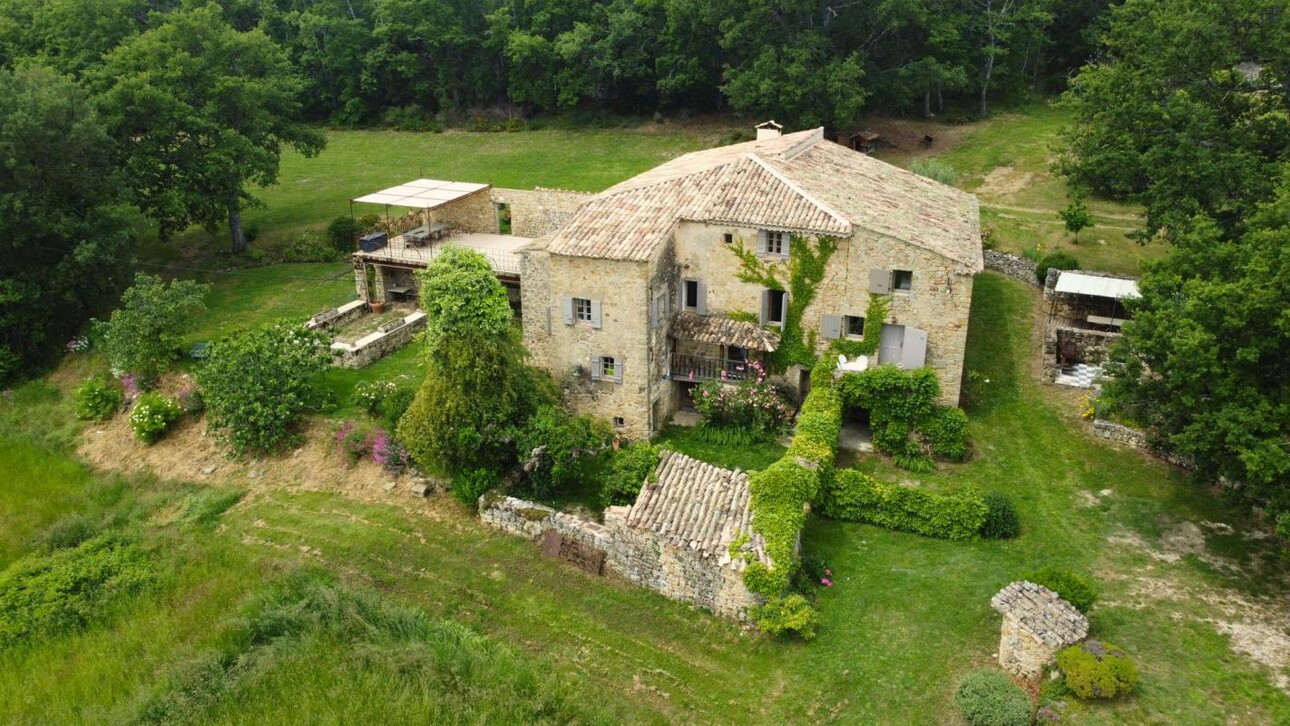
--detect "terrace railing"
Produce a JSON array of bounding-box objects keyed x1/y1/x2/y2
[{"x1": 669, "y1": 353, "x2": 752, "y2": 383}]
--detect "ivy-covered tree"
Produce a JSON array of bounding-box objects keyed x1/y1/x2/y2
[
  {"x1": 1102, "y1": 176, "x2": 1290, "y2": 536},
  {"x1": 397, "y1": 247, "x2": 550, "y2": 476},
  {"x1": 0, "y1": 64, "x2": 138, "y2": 383},
  {"x1": 93, "y1": 5, "x2": 325, "y2": 254},
  {"x1": 94, "y1": 273, "x2": 210, "y2": 387}
]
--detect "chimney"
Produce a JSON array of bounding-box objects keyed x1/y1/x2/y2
[{"x1": 755, "y1": 120, "x2": 783, "y2": 140}]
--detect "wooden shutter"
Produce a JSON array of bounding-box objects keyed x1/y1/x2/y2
[
  {"x1": 614, "y1": 358, "x2": 624, "y2": 383},
  {"x1": 695, "y1": 281, "x2": 707, "y2": 315},
  {"x1": 562, "y1": 297, "x2": 574, "y2": 325},
  {"x1": 869, "y1": 269, "x2": 892, "y2": 294},
  {"x1": 546, "y1": 305, "x2": 552, "y2": 335},
  {"x1": 756, "y1": 229, "x2": 767, "y2": 255},
  {"x1": 878, "y1": 324, "x2": 904, "y2": 365},
  {"x1": 778, "y1": 292, "x2": 788, "y2": 325},
  {"x1": 759, "y1": 290, "x2": 770, "y2": 325},
  {"x1": 821, "y1": 314, "x2": 842, "y2": 340},
  {"x1": 590, "y1": 300, "x2": 602, "y2": 329},
  {"x1": 901, "y1": 327, "x2": 928, "y2": 369},
  {"x1": 589, "y1": 354, "x2": 602, "y2": 381}
]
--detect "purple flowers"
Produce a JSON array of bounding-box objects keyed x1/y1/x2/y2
[
  {"x1": 120, "y1": 374, "x2": 141, "y2": 401},
  {"x1": 335, "y1": 421, "x2": 410, "y2": 474},
  {"x1": 65, "y1": 336, "x2": 90, "y2": 354}
]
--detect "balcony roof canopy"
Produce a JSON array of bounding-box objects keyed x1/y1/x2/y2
[
  {"x1": 351, "y1": 179, "x2": 489, "y2": 209},
  {"x1": 1054, "y1": 271, "x2": 1140, "y2": 300}
]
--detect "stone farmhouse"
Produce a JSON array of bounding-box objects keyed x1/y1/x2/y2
[{"x1": 348, "y1": 125, "x2": 982, "y2": 439}]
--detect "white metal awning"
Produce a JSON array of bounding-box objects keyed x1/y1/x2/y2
[
  {"x1": 1054, "y1": 271, "x2": 1140, "y2": 300},
  {"x1": 351, "y1": 179, "x2": 489, "y2": 208}
]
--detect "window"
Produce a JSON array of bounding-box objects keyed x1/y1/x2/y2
[
  {"x1": 601, "y1": 356, "x2": 616, "y2": 379},
  {"x1": 592, "y1": 355, "x2": 623, "y2": 383},
  {"x1": 573, "y1": 297, "x2": 592, "y2": 322},
  {"x1": 893, "y1": 270, "x2": 913, "y2": 292},
  {"x1": 765, "y1": 230, "x2": 787, "y2": 256},
  {"x1": 844, "y1": 315, "x2": 865, "y2": 338},
  {"x1": 613, "y1": 416, "x2": 625, "y2": 428},
  {"x1": 765, "y1": 289, "x2": 787, "y2": 325},
  {"x1": 683, "y1": 280, "x2": 699, "y2": 310},
  {"x1": 722, "y1": 232, "x2": 734, "y2": 245}
]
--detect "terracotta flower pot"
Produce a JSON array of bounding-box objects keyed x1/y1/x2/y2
[{"x1": 370, "y1": 300, "x2": 386, "y2": 314}]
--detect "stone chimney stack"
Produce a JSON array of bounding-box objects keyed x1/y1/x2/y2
[{"x1": 755, "y1": 120, "x2": 783, "y2": 140}]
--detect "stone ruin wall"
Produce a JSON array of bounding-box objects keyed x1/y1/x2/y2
[
  {"x1": 983, "y1": 249, "x2": 1040, "y2": 287},
  {"x1": 1042, "y1": 326, "x2": 1119, "y2": 381},
  {"x1": 480, "y1": 495, "x2": 760, "y2": 618},
  {"x1": 492, "y1": 188, "x2": 592, "y2": 238},
  {"x1": 423, "y1": 189, "x2": 497, "y2": 233}
]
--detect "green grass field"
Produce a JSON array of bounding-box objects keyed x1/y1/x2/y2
[{"x1": 3, "y1": 272, "x2": 1287, "y2": 724}]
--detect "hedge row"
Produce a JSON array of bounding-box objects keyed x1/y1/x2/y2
[
  {"x1": 821, "y1": 469, "x2": 989, "y2": 541},
  {"x1": 744, "y1": 357, "x2": 843, "y2": 598},
  {"x1": 835, "y1": 366, "x2": 969, "y2": 468}
]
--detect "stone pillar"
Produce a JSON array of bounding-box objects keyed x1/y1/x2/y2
[
  {"x1": 354, "y1": 261, "x2": 370, "y2": 302},
  {"x1": 372, "y1": 264, "x2": 387, "y2": 302},
  {"x1": 998, "y1": 614, "x2": 1053, "y2": 679}
]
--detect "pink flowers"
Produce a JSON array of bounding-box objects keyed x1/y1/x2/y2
[{"x1": 821, "y1": 577, "x2": 833, "y2": 587}]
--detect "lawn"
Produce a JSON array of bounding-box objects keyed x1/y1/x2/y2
[{"x1": 3, "y1": 271, "x2": 1287, "y2": 724}]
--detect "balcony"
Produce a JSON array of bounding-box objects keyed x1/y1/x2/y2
[
  {"x1": 355, "y1": 228, "x2": 529, "y2": 278},
  {"x1": 669, "y1": 353, "x2": 754, "y2": 383}
]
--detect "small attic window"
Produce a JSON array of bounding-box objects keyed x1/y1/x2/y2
[{"x1": 723, "y1": 232, "x2": 733, "y2": 245}]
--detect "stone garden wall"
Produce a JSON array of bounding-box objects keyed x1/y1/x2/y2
[
  {"x1": 1042, "y1": 326, "x2": 1119, "y2": 381},
  {"x1": 480, "y1": 495, "x2": 760, "y2": 618},
  {"x1": 306, "y1": 300, "x2": 367, "y2": 331},
  {"x1": 330, "y1": 310, "x2": 427, "y2": 368},
  {"x1": 1092, "y1": 419, "x2": 1195, "y2": 469},
  {"x1": 492, "y1": 187, "x2": 592, "y2": 238},
  {"x1": 984, "y1": 249, "x2": 1039, "y2": 286}
]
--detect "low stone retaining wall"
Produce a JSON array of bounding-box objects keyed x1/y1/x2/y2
[
  {"x1": 331, "y1": 310, "x2": 427, "y2": 368},
  {"x1": 984, "y1": 249, "x2": 1039, "y2": 286},
  {"x1": 481, "y1": 494, "x2": 760, "y2": 618},
  {"x1": 1042, "y1": 326, "x2": 1119, "y2": 381},
  {"x1": 306, "y1": 299, "x2": 367, "y2": 331},
  {"x1": 1092, "y1": 419, "x2": 1194, "y2": 469}
]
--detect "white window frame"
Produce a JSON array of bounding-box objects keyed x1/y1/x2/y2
[
  {"x1": 765, "y1": 289, "x2": 787, "y2": 326},
  {"x1": 573, "y1": 297, "x2": 593, "y2": 322},
  {"x1": 765, "y1": 230, "x2": 787, "y2": 256}
]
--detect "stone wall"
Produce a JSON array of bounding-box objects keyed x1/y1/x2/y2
[
  {"x1": 1042, "y1": 326, "x2": 1119, "y2": 381},
  {"x1": 492, "y1": 188, "x2": 591, "y2": 238},
  {"x1": 330, "y1": 310, "x2": 427, "y2": 368},
  {"x1": 984, "y1": 249, "x2": 1039, "y2": 286},
  {"x1": 520, "y1": 249, "x2": 654, "y2": 439},
  {"x1": 991, "y1": 581, "x2": 1089, "y2": 680},
  {"x1": 306, "y1": 299, "x2": 367, "y2": 331},
  {"x1": 423, "y1": 188, "x2": 497, "y2": 234},
  {"x1": 1092, "y1": 419, "x2": 1195, "y2": 469},
  {"x1": 480, "y1": 495, "x2": 760, "y2": 618}
]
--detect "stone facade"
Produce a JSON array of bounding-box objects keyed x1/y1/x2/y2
[
  {"x1": 330, "y1": 310, "x2": 427, "y2": 368},
  {"x1": 481, "y1": 493, "x2": 761, "y2": 618},
  {"x1": 421, "y1": 188, "x2": 496, "y2": 233},
  {"x1": 491, "y1": 187, "x2": 591, "y2": 238},
  {"x1": 984, "y1": 249, "x2": 1040, "y2": 287},
  {"x1": 991, "y1": 581, "x2": 1089, "y2": 679}
]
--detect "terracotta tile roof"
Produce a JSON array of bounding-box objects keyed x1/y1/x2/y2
[
  {"x1": 544, "y1": 128, "x2": 982, "y2": 271},
  {"x1": 671, "y1": 312, "x2": 780, "y2": 352},
  {"x1": 625, "y1": 450, "x2": 769, "y2": 570}
]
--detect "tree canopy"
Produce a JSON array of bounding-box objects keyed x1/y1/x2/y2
[
  {"x1": 93, "y1": 4, "x2": 324, "y2": 253},
  {"x1": 94, "y1": 273, "x2": 209, "y2": 387},
  {"x1": 0, "y1": 64, "x2": 138, "y2": 383}
]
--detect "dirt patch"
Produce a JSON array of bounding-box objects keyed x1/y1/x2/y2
[
  {"x1": 78, "y1": 407, "x2": 460, "y2": 523},
  {"x1": 859, "y1": 116, "x2": 977, "y2": 161},
  {"x1": 975, "y1": 165, "x2": 1036, "y2": 204}
]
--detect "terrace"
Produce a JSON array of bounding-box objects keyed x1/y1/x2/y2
[{"x1": 355, "y1": 229, "x2": 530, "y2": 281}]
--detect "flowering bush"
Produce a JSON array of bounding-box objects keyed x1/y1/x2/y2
[
  {"x1": 129, "y1": 392, "x2": 181, "y2": 444},
  {"x1": 65, "y1": 336, "x2": 90, "y2": 354},
  {"x1": 352, "y1": 380, "x2": 400, "y2": 417},
  {"x1": 335, "y1": 420, "x2": 368, "y2": 466},
  {"x1": 692, "y1": 361, "x2": 793, "y2": 441},
  {"x1": 119, "y1": 374, "x2": 141, "y2": 402},
  {"x1": 368, "y1": 428, "x2": 412, "y2": 476},
  {"x1": 176, "y1": 385, "x2": 204, "y2": 414},
  {"x1": 75, "y1": 378, "x2": 123, "y2": 421}
]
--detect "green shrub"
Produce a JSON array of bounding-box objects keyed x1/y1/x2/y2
[
  {"x1": 327, "y1": 216, "x2": 363, "y2": 253},
  {"x1": 602, "y1": 443, "x2": 659, "y2": 507},
  {"x1": 453, "y1": 469, "x2": 497, "y2": 507},
  {"x1": 1021, "y1": 567, "x2": 1097, "y2": 613},
  {"x1": 74, "y1": 377, "x2": 123, "y2": 421},
  {"x1": 175, "y1": 385, "x2": 204, "y2": 414},
  {"x1": 352, "y1": 379, "x2": 414, "y2": 428},
  {"x1": 954, "y1": 669, "x2": 1032, "y2": 726},
  {"x1": 0, "y1": 537, "x2": 153, "y2": 650},
  {"x1": 1036, "y1": 251, "x2": 1079, "y2": 284},
  {"x1": 129, "y1": 391, "x2": 182, "y2": 444},
  {"x1": 980, "y1": 491, "x2": 1021, "y2": 539},
  {"x1": 691, "y1": 420, "x2": 758, "y2": 447},
  {"x1": 823, "y1": 469, "x2": 988, "y2": 540},
  {"x1": 923, "y1": 406, "x2": 969, "y2": 460},
  {"x1": 196, "y1": 321, "x2": 332, "y2": 455},
  {"x1": 749, "y1": 594, "x2": 818, "y2": 640},
  {"x1": 1057, "y1": 640, "x2": 1138, "y2": 699},
  {"x1": 281, "y1": 230, "x2": 341, "y2": 262},
  {"x1": 93, "y1": 273, "x2": 209, "y2": 387},
  {"x1": 514, "y1": 405, "x2": 611, "y2": 500}
]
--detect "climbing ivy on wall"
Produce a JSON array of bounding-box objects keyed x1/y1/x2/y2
[
  {"x1": 729, "y1": 233, "x2": 838, "y2": 372},
  {"x1": 831, "y1": 293, "x2": 890, "y2": 358}
]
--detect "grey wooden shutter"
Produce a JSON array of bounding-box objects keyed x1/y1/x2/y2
[
  {"x1": 759, "y1": 290, "x2": 770, "y2": 325},
  {"x1": 546, "y1": 305, "x2": 552, "y2": 335},
  {"x1": 757, "y1": 229, "x2": 767, "y2": 255},
  {"x1": 589, "y1": 355, "x2": 602, "y2": 380},
  {"x1": 590, "y1": 300, "x2": 602, "y2": 329},
  {"x1": 695, "y1": 281, "x2": 707, "y2": 315},
  {"x1": 869, "y1": 269, "x2": 892, "y2": 294},
  {"x1": 779, "y1": 292, "x2": 788, "y2": 325},
  {"x1": 901, "y1": 327, "x2": 928, "y2": 369},
  {"x1": 821, "y1": 314, "x2": 842, "y2": 340},
  {"x1": 614, "y1": 358, "x2": 624, "y2": 383},
  {"x1": 878, "y1": 324, "x2": 904, "y2": 365},
  {"x1": 562, "y1": 297, "x2": 574, "y2": 325}
]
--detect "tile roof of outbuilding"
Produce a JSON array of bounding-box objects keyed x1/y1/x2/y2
[
  {"x1": 671, "y1": 312, "x2": 780, "y2": 352},
  {"x1": 544, "y1": 128, "x2": 982, "y2": 271}
]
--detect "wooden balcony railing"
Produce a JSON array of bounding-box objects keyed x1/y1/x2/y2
[{"x1": 669, "y1": 353, "x2": 753, "y2": 382}]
